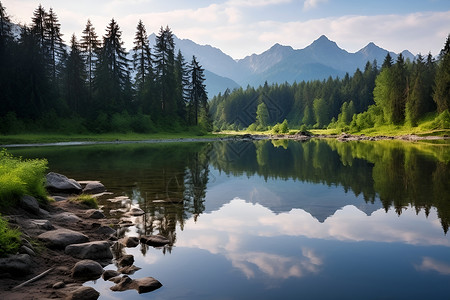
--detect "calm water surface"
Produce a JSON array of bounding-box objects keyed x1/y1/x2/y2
[{"x1": 8, "y1": 139, "x2": 450, "y2": 300}]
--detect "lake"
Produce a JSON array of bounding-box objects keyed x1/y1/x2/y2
[{"x1": 8, "y1": 139, "x2": 450, "y2": 300}]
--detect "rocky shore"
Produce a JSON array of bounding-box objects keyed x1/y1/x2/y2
[
  {"x1": 0, "y1": 172, "x2": 167, "y2": 300},
  {"x1": 238, "y1": 132, "x2": 449, "y2": 142}
]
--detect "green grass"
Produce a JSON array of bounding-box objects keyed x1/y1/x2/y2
[
  {"x1": 0, "y1": 150, "x2": 48, "y2": 208},
  {"x1": 0, "y1": 131, "x2": 228, "y2": 145},
  {"x1": 70, "y1": 195, "x2": 98, "y2": 209},
  {"x1": 0, "y1": 214, "x2": 21, "y2": 257}
]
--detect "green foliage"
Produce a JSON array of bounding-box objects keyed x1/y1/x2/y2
[
  {"x1": 424, "y1": 110, "x2": 450, "y2": 130},
  {"x1": 272, "y1": 119, "x2": 289, "y2": 134},
  {"x1": 72, "y1": 195, "x2": 98, "y2": 208},
  {"x1": 256, "y1": 102, "x2": 269, "y2": 127},
  {"x1": 313, "y1": 98, "x2": 328, "y2": 128},
  {"x1": 0, "y1": 150, "x2": 48, "y2": 207},
  {"x1": 0, "y1": 215, "x2": 21, "y2": 257}
]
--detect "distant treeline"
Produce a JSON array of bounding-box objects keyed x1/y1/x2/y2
[
  {"x1": 0, "y1": 2, "x2": 210, "y2": 134},
  {"x1": 210, "y1": 35, "x2": 450, "y2": 132}
]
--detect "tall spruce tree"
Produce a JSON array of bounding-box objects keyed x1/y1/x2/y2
[
  {"x1": 0, "y1": 1, "x2": 12, "y2": 119},
  {"x1": 433, "y1": 34, "x2": 450, "y2": 113},
  {"x1": 94, "y1": 18, "x2": 130, "y2": 112},
  {"x1": 188, "y1": 56, "x2": 208, "y2": 126},
  {"x1": 80, "y1": 20, "x2": 100, "y2": 100},
  {"x1": 132, "y1": 20, "x2": 153, "y2": 113},
  {"x1": 175, "y1": 50, "x2": 189, "y2": 121},
  {"x1": 45, "y1": 8, "x2": 65, "y2": 82},
  {"x1": 154, "y1": 26, "x2": 176, "y2": 115},
  {"x1": 63, "y1": 34, "x2": 87, "y2": 115}
]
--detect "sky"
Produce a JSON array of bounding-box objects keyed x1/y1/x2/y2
[{"x1": 3, "y1": 0, "x2": 450, "y2": 59}]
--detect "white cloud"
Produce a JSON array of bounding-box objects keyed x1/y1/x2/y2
[
  {"x1": 415, "y1": 257, "x2": 450, "y2": 275},
  {"x1": 303, "y1": 0, "x2": 328, "y2": 11}
]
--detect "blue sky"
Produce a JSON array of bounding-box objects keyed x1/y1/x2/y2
[{"x1": 3, "y1": 0, "x2": 450, "y2": 59}]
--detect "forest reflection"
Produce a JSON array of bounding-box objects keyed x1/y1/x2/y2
[{"x1": 118, "y1": 139, "x2": 450, "y2": 255}]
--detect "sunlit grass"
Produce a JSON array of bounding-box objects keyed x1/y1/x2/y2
[
  {"x1": 0, "y1": 131, "x2": 229, "y2": 145},
  {"x1": 0, "y1": 150, "x2": 48, "y2": 207}
]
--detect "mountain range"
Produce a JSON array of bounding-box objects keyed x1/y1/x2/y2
[{"x1": 150, "y1": 34, "x2": 416, "y2": 97}]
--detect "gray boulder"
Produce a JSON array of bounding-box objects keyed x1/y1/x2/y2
[
  {"x1": 72, "y1": 259, "x2": 104, "y2": 280},
  {"x1": 119, "y1": 236, "x2": 139, "y2": 248},
  {"x1": 95, "y1": 225, "x2": 116, "y2": 236},
  {"x1": 65, "y1": 241, "x2": 113, "y2": 260},
  {"x1": 51, "y1": 212, "x2": 82, "y2": 223},
  {"x1": 85, "y1": 209, "x2": 105, "y2": 219},
  {"x1": 140, "y1": 235, "x2": 170, "y2": 247},
  {"x1": 69, "y1": 286, "x2": 100, "y2": 300},
  {"x1": 20, "y1": 195, "x2": 40, "y2": 215},
  {"x1": 46, "y1": 172, "x2": 82, "y2": 194},
  {"x1": 0, "y1": 254, "x2": 33, "y2": 277},
  {"x1": 118, "y1": 254, "x2": 134, "y2": 267},
  {"x1": 81, "y1": 181, "x2": 106, "y2": 194},
  {"x1": 38, "y1": 228, "x2": 89, "y2": 249},
  {"x1": 103, "y1": 269, "x2": 120, "y2": 281},
  {"x1": 27, "y1": 219, "x2": 54, "y2": 230},
  {"x1": 118, "y1": 265, "x2": 141, "y2": 275},
  {"x1": 110, "y1": 275, "x2": 162, "y2": 294}
]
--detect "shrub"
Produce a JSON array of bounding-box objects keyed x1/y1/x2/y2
[
  {"x1": 0, "y1": 150, "x2": 48, "y2": 207},
  {"x1": 0, "y1": 215, "x2": 21, "y2": 257},
  {"x1": 72, "y1": 195, "x2": 98, "y2": 208}
]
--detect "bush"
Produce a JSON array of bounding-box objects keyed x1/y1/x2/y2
[
  {"x1": 0, "y1": 150, "x2": 48, "y2": 207},
  {"x1": 72, "y1": 195, "x2": 98, "y2": 208},
  {"x1": 428, "y1": 110, "x2": 450, "y2": 130},
  {"x1": 0, "y1": 215, "x2": 21, "y2": 257},
  {"x1": 272, "y1": 119, "x2": 289, "y2": 134}
]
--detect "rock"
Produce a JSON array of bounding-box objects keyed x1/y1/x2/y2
[
  {"x1": 0, "y1": 254, "x2": 33, "y2": 277},
  {"x1": 85, "y1": 209, "x2": 105, "y2": 219},
  {"x1": 52, "y1": 281, "x2": 65, "y2": 289},
  {"x1": 135, "y1": 277, "x2": 163, "y2": 294},
  {"x1": 51, "y1": 212, "x2": 82, "y2": 223},
  {"x1": 69, "y1": 286, "x2": 100, "y2": 300},
  {"x1": 118, "y1": 254, "x2": 134, "y2": 267},
  {"x1": 28, "y1": 219, "x2": 54, "y2": 230},
  {"x1": 95, "y1": 226, "x2": 116, "y2": 236},
  {"x1": 51, "y1": 196, "x2": 67, "y2": 202},
  {"x1": 128, "y1": 207, "x2": 145, "y2": 216},
  {"x1": 39, "y1": 208, "x2": 50, "y2": 217},
  {"x1": 81, "y1": 181, "x2": 106, "y2": 194},
  {"x1": 18, "y1": 245, "x2": 35, "y2": 256},
  {"x1": 110, "y1": 275, "x2": 162, "y2": 294},
  {"x1": 72, "y1": 260, "x2": 104, "y2": 280},
  {"x1": 120, "y1": 236, "x2": 139, "y2": 248},
  {"x1": 103, "y1": 269, "x2": 120, "y2": 281},
  {"x1": 141, "y1": 235, "x2": 170, "y2": 247},
  {"x1": 45, "y1": 172, "x2": 82, "y2": 194},
  {"x1": 118, "y1": 265, "x2": 141, "y2": 275},
  {"x1": 20, "y1": 195, "x2": 40, "y2": 215},
  {"x1": 65, "y1": 241, "x2": 113, "y2": 260},
  {"x1": 38, "y1": 229, "x2": 89, "y2": 249}
]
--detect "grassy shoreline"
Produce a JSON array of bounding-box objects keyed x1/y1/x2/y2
[
  {"x1": 1, "y1": 127, "x2": 448, "y2": 146},
  {"x1": 0, "y1": 132, "x2": 228, "y2": 146}
]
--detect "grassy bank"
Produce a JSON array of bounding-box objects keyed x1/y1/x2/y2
[
  {"x1": 0, "y1": 131, "x2": 227, "y2": 145},
  {"x1": 0, "y1": 150, "x2": 48, "y2": 207}
]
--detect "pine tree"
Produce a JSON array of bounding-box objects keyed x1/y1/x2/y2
[
  {"x1": 0, "y1": 1, "x2": 11, "y2": 41},
  {"x1": 0, "y1": 1, "x2": 12, "y2": 119},
  {"x1": 94, "y1": 18, "x2": 130, "y2": 112},
  {"x1": 63, "y1": 34, "x2": 87, "y2": 115},
  {"x1": 45, "y1": 8, "x2": 65, "y2": 82},
  {"x1": 175, "y1": 50, "x2": 189, "y2": 121},
  {"x1": 132, "y1": 20, "x2": 153, "y2": 113},
  {"x1": 433, "y1": 34, "x2": 450, "y2": 113},
  {"x1": 154, "y1": 26, "x2": 176, "y2": 115},
  {"x1": 31, "y1": 4, "x2": 46, "y2": 50},
  {"x1": 133, "y1": 20, "x2": 152, "y2": 91},
  {"x1": 188, "y1": 56, "x2": 208, "y2": 126},
  {"x1": 390, "y1": 54, "x2": 408, "y2": 124},
  {"x1": 80, "y1": 19, "x2": 100, "y2": 100}
]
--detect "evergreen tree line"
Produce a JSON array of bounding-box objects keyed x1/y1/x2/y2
[
  {"x1": 0, "y1": 3, "x2": 210, "y2": 134},
  {"x1": 210, "y1": 35, "x2": 450, "y2": 132}
]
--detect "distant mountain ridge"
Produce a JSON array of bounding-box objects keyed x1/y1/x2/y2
[{"x1": 155, "y1": 33, "x2": 417, "y2": 96}]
